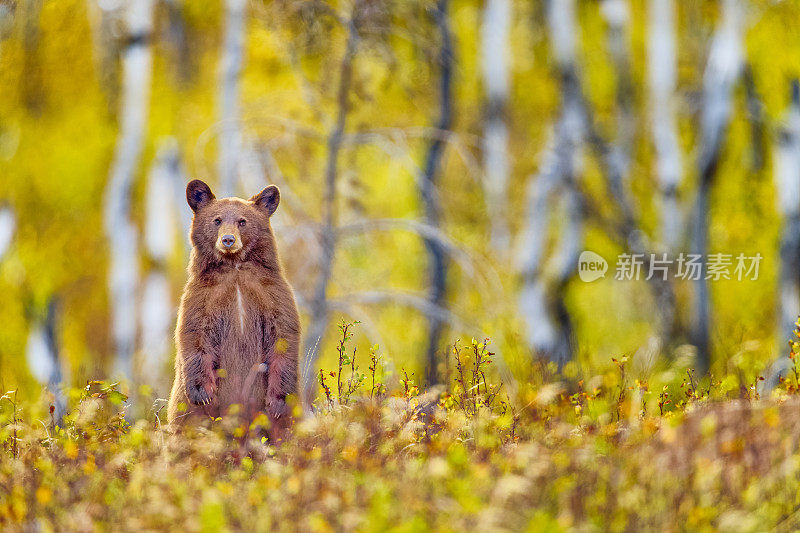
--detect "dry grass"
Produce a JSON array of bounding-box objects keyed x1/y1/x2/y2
[{"x1": 3, "y1": 331, "x2": 800, "y2": 531}]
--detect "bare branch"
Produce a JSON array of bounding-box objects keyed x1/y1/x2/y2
[
  {"x1": 337, "y1": 218, "x2": 474, "y2": 278},
  {"x1": 343, "y1": 128, "x2": 483, "y2": 187},
  {"x1": 330, "y1": 290, "x2": 470, "y2": 333}
]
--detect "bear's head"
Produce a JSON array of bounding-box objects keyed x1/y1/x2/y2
[{"x1": 186, "y1": 179, "x2": 280, "y2": 263}]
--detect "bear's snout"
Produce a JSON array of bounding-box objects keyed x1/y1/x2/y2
[{"x1": 216, "y1": 226, "x2": 242, "y2": 254}]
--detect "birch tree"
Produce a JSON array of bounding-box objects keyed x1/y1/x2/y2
[
  {"x1": 25, "y1": 299, "x2": 65, "y2": 422},
  {"x1": 517, "y1": 0, "x2": 585, "y2": 366},
  {"x1": 0, "y1": 205, "x2": 14, "y2": 261},
  {"x1": 690, "y1": 0, "x2": 744, "y2": 371},
  {"x1": 0, "y1": 209, "x2": 65, "y2": 418},
  {"x1": 775, "y1": 81, "x2": 800, "y2": 357},
  {"x1": 163, "y1": 0, "x2": 192, "y2": 85},
  {"x1": 420, "y1": 0, "x2": 453, "y2": 385},
  {"x1": 761, "y1": 81, "x2": 800, "y2": 389},
  {"x1": 218, "y1": 0, "x2": 246, "y2": 198},
  {"x1": 601, "y1": 0, "x2": 635, "y2": 196},
  {"x1": 518, "y1": 0, "x2": 682, "y2": 364},
  {"x1": 103, "y1": 0, "x2": 154, "y2": 383},
  {"x1": 481, "y1": 0, "x2": 511, "y2": 252},
  {"x1": 647, "y1": 0, "x2": 683, "y2": 251},
  {"x1": 592, "y1": 0, "x2": 677, "y2": 340},
  {"x1": 301, "y1": 5, "x2": 361, "y2": 405},
  {"x1": 85, "y1": 0, "x2": 120, "y2": 101},
  {"x1": 140, "y1": 141, "x2": 183, "y2": 388}
]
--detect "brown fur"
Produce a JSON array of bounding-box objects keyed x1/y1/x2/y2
[{"x1": 167, "y1": 180, "x2": 300, "y2": 439}]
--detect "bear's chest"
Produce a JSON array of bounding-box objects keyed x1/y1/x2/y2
[
  {"x1": 203, "y1": 272, "x2": 272, "y2": 338},
  {"x1": 217, "y1": 284, "x2": 262, "y2": 332},
  {"x1": 232, "y1": 283, "x2": 248, "y2": 335}
]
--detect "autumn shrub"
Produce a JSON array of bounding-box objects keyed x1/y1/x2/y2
[{"x1": 4, "y1": 322, "x2": 800, "y2": 531}]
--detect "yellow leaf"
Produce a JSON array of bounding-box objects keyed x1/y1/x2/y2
[{"x1": 35, "y1": 487, "x2": 51, "y2": 505}]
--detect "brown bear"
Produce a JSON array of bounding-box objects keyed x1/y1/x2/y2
[{"x1": 167, "y1": 179, "x2": 300, "y2": 438}]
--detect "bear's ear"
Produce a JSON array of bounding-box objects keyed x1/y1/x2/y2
[
  {"x1": 250, "y1": 185, "x2": 280, "y2": 217},
  {"x1": 186, "y1": 180, "x2": 215, "y2": 212}
]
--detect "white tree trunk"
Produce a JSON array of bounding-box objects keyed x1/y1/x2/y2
[
  {"x1": 775, "y1": 83, "x2": 800, "y2": 350},
  {"x1": 140, "y1": 273, "x2": 172, "y2": 387},
  {"x1": 25, "y1": 300, "x2": 66, "y2": 422},
  {"x1": 140, "y1": 141, "x2": 182, "y2": 387},
  {"x1": 103, "y1": 0, "x2": 153, "y2": 383},
  {"x1": 517, "y1": 0, "x2": 584, "y2": 366},
  {"x1": 548, "y1": 0, "x2": 576, "y2": 67},
  {"x1": 0, "y1": 205, "x2": 15, "y2": 261},
  {"x1": 691, "y1": 0, "x2": 744, "y2": 371},
  {"x1": 647, "y1": 0, "x2": 683, "y2": 250},
  {"x1": 218, "y1": 0, "x2": 246, "y2": 198},
  {"x1": 1, "y1": 207, "x2": 66, "y2": 418},
  {"x1": 481, "y1": 0, "x2": 511, "y2": 252},
  {"x1": 699, "y1": 0, "x2": 743, "y2": 160},
  {"x1": 601, "y1": 0, "x2": 635, "y2": 219},
  {"x1": 144, "y1": 145, "x2": 179, "y2": 263},
  {"x1": 516, "y1": 159, "x2": 560, "y2": 282},
  {"x1": 238, "y1": 137, "x2": 268, "y2": 194},
  {"x1": 762, "y1": 82, "x2": 800, "y2": 390},
  {"x1": 160, "y1": 138, "x2": 192, "y2": 253}
]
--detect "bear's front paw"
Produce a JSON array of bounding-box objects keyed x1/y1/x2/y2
[
  {"x1": 187, "y1": 382, "x2": 214, "y2": 406},
  {"x1": 267, "y1": 397, "x2": 290, "y2": 420}
]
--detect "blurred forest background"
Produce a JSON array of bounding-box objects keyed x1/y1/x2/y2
[{"x1": 0, "y1": 0, "x2": 799, "y2": 410}]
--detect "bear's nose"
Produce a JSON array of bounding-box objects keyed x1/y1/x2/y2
[{"x1": 221, "y1": 234, "x2": 236, "y2": 248}]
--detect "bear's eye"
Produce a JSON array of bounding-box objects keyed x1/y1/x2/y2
[
  {"x1": 213, "y1": 218, "x2": 221, "y2": 226},
  {"x1": 238, "y1": 219, "x2": 246, "y2": 227}
]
